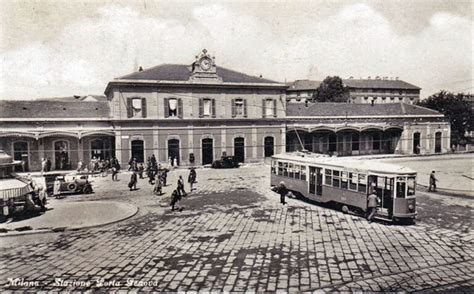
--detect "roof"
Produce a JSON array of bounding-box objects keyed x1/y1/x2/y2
[
  {"x1": 0, "y1": 100, "x2": 110, "y2": 119},
  {"x1": 286, "y1": 102, "x2": 443, "y2": 117},
  {"x1": 33, "y1": 95, "x2": 107, "y2": 102},
  {"x1": 272, "y1": 152, "x2": 416, "y2": 175},
  {"x1": 287, "y1": 80, "x2": 321, "y2": 91},
  {"x1": 117, "y1": 64, "x2": 279, "y2": 84},
  {"x1": 343, "y1": 79, "x2": 421, "y2": 90}
]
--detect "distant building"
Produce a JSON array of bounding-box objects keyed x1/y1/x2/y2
[
  {"x1": 286, "y1": 80, "x2": 321, "y2": 103},
  {"x1": 285, "y1": 78, "x2": 421, "y2": 104},
  {"x1": 345, "y1": 78, "x2": 421, "y2": 105}
]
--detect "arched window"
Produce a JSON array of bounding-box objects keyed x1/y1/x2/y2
[
  {"x1": 234, "y1": 137, "x2": 245, "y2": 163},
  {"x1": 168, "y1": 139, "x2": 180, "y2": 166}
]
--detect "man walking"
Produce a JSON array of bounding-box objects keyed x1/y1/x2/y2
[
  {"x1": 367, "y1": 192, "x2": 379, "y2": 222},
  {"x1": 429, "y1": 170, "x2": 438, "y2": 192},
  {"x1": 188, "y1": 167, "x2": 196, "y2": 191},
  {"x1": 177, "y1": 175, "x2": 187, "y2": 197},
  {"x1": 129, "y1": 172, "x2": 137, "y2": 191},
  {"x1": 170, "y1": 189, "x2": 181, "y2": 211}
]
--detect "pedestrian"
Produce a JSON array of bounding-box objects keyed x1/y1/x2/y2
[
  {"x1": 41, "y1": 158, "x2": 47, "y2": 174},
  {"x1": 367, "y1": 191, "x2": 379, "y2": 222},
  {"x1": 153, "y1": 177, "x2": 163, "y2": 195},
  {"x1": 274, "y1": 181, "x2": 288, "y2": 205},
  {"x1": 138, "y1": 163, "x2": 144, "y2": 179},
  {"x1": 177, "y1": 175, "x2": 187, "y2": 196},
  {"x1": 129, "y1": 172, "x2": 137, "y2": 191},
  {"x1": 161, "y1": 170, "x2": 168, "y2": 186},
  {"x1": 77, "y1": 159, "x2": 83, "y2": 172},
  {"x1": 170, "y1": 189, "x2": 181, "y2": 211},
  {"x1": 188, "y1": 167, "x2": 196, "y2": 191},
  {"x1": 429, "y1": 170, "x2": 438, "y2": 192},
  {"x1": 111, "y1": 165, "x2": 119, "y2": 181},
  {"x1": 53, "y1": 177, "x2": 61, "y2": 199},
  {"x1": 173, "y1": 157, "x2": 178, "y2": 167}
]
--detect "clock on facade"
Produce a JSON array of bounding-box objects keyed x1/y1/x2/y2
[{"x1": 200, "y1": 58, "x2": 212, "y2": 71}]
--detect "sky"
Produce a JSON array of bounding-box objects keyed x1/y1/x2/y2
[{"x1": 0, "y1": 0, "x2": 472, "y2": 100}]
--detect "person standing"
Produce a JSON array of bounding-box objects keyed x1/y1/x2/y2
[
  {"x1": 177, "y1": 175, "x2": 186, "y2": 197},
  {"x1": 275, "y1": 181, "x2": 288, "y2": 205},
  {"x1": 429, "y1": 171, "x2": 438, "y2": 192},
  {"x1": 188, "y1": 167, "x2": 196, "y2": 191},
  {"x1": 129, "y1": 172, "x2": 137, "y2": 191},
  {"x1": 367, "y1": 192, "x2": 379, "y2": 222},
  {"x1": 162, "y1": 170, "x2": 168, "y2": 186},
  {"x1": 53, "y1": 177, "x2": 61, "y2": 199},
  {"x1": 153, "y1": 177, "x2": 162, "y2": 195},
  {"x1": 41, "y1": 158, "x2": 47, "y2": 174},
  {"x1": 138, "y1": 163, "x2": 144, "y2": 179},
  {"x1": 77, "y1": 159, "x2": 83, "y2": 172},
  {"x1": 111, "y1": 165, "x2": 119, "y2": 181},
  {"x1": 46, "y1": 158, "x2": 52, "y2": 172}
]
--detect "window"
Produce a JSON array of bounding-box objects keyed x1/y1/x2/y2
[
  {"x1": 341, "y1": 171, "x2": 348, "y2": 189},
  {"x1": 168, "y1": 98, "x2": 177, "y2": 117},
  {"x1": 203, "y1": 99, "x2": 211, "y2": 116},
  {"x1": 325, "y1": 169, "x2": 332, "y2": 185},
  {"x1": 283, "y1": 162, "x2": 288, "y2": 177},
  {"x1": 332, "y1": 170, "x2": 340, "y2": 188},
  {"x1": 407, "y1": 177, "x2": 416, "y2": 196},
  {"x1": 349, "y1": 173, "x2": 357, "y2": 190},
  {"x1": 132, "y1": 98, "x2": 142, "y2": 116},
  {"x1": 294, "y1": 165, "x2": 300, "y2": 179},
  {"x1": 372, "y1": 133, "x2": 381, "y2": 150},
  {"x1": 300, "y1": 166, "x2": 306, "y2": 181},
  {"x1": 396, "y1": 180, "x2": 406, "y2": 198},
  {"x1": 235, "y1": 99, "x2": 244, "y2": 116},
  {"x1": 262, "y1": 98, "x2": 276, "y2": 117},
  {"x1": 358, "y1": 174, "x2": 367, "y2": 193},
  {"x1": 288, "y1": 163, "x2": 294, "y2": 178},
  {"x1": 278, "y1": 162, "x2": 283, "y2": 176},
  {"x1": 199, "y1": 98, "x2": 215, "y2": 118},
  {"x1": 271, "y1": 161, "x2": 276, "y2": 174},
  {"x1": 127, "y1": 97, "x2": 147, "y2": 118}
]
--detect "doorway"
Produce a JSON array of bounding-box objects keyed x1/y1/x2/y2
[
  {"x1": 202, "y1": 138, "x2": 213, "y2": 165},
  {"x1": 168, "y1": 139, "x2": 180, "y2": 166},
  {"x1": 264, "y1": 136, "x2": 274, "y2": 157},
  {"x1": 368, "y1": 175, "x2": 394, "y2": 217},
  {"x1": 54, "y1": 140, "x2": 69, "y2": 170},
  {"x1": 435, "y1": 132, "x2": 442, "y2": 153},
  {"x1": 413, "y1": 133, "x2": 421, "y2": 154},
  {"x1": 131, "y1": 140, "x2": 144, "y2": 163},
  {"x1": 13, "y1": 141, "x2": 29, "y2": 172},
  {"x1": 234, "y1": 137, "x2": 245, "y2": 163},
  {"x1": 309, "y1": 166, "x2": 322, "y2": 196}
]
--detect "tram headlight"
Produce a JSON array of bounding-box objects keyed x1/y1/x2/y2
[{"x1": 408, "y1": 204, "x2": 415, "y2": 212}]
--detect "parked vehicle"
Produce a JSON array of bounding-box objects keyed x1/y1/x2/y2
[
  {"x1": 48, "y1": 173, "x2": 93, "y2": 196},
  {"x1": 212, "y1": 156, "x2": 240, "y2": 169}
]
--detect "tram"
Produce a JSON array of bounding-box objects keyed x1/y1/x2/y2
[{"x1": 270, "y1": 152, "x2": 417, "y2": 222}]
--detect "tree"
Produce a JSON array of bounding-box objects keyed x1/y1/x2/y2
[
  {"x1": 417, "y1": 91, "x2": 473, "y2": 145},
  {"x1": 312, "y1": 76, "x2": 349, "y2": 102}
]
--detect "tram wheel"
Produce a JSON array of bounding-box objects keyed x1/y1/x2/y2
[{"x1": 341, "y1": 205, "x2": 349, "y2": 214}]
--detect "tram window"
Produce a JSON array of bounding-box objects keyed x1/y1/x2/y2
[
  {"x1": 407, "y1": 177, "x2": 416, "y2": 196},
  {"x1": 358, "y1": 174, "x2": 367, "y2": 193},
  {"x1": 271, "y1": 161, "x2": 276, "y2": 174},
  {"x1": 301, "y1": 166, "x2": 306, "y2": 181},
  {"x1": 294, "y1": 165, "x2": 301, "y2": 179},
  {"x1": 332, "y1": 170, "x2": 340, "y2": 188},
  {"x1": 349, "y1": 173, "x2": 357, "y2": 191},
  {"x1": 278, "y1": 162, "x2": 283, "y2": 176},
  {"x1": 283, "y1": 162, "x2": 288, "y2": 177},
  {"x1": 325, "y1": 169, "x2": 332, "y2": 185},
  {"x1": 341, "y1": 177, "x2": 348, "y2": 189},
  {"x1": 397, "y1": 181, "x2": 406, "y2": 198},
  {"x1": 289, "y1": 163, "x2": 294, "y2": 178}
]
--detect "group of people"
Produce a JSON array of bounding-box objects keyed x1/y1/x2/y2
[{"x1": 76, "y1": 157, "x2": 121, "y2": 176}]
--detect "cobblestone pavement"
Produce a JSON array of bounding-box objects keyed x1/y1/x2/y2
[{"x1": 1, "y1": 165, "x2": 473, "y2": 292}]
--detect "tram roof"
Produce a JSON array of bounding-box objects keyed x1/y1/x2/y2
[{"x1": 272, "y1": 152, "x2": 416, "y2": 175}]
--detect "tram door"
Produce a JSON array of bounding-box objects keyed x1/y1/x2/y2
[
  {"x1": 309, "y1": 167, "x2": 322, "y2": 196},
  {"x1": 368, "y1": 175, "x2": 394, "y2": 216}
]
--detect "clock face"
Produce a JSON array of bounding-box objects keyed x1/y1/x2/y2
[{"x1": 200, "y1": 58, "x2": 211, "y2": 71}]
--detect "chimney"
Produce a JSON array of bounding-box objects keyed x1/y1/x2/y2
[
  {"x1": 371, "y1": 99, "x2": 375, "y2": 106},
  {"x1": 138, "y1": 66, "x2": 143, "y2": 72}
]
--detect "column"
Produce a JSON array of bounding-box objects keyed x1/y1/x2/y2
[
  {"x1": 280, "y1": 126, "x2": 286, "y2": 153},
  {"x1": 425, "y1": 125, "x2": 431, "y2": 154},
  {"x1": 153, "y1": 127, "x2": 159, "y2": 159},
  {"x1": 188, "y1": 126, "x2": 194, "y2": 165},
  {"x1": 221, "y1": 126, "x2": 227, "y2": 156},
  {"x1": 252, "y1": 125, "x2": 258, "y2": 159},
  {"x1": 38, "y1": 138, "x2": 45, "y2": 162},
  {"x1": 115, "y1": 130, "x2": 122, "y2": 165}
]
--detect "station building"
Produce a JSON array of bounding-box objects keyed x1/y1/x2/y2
[{"x1": 0, "y1": 50, "x2": 450, "y2": 171}]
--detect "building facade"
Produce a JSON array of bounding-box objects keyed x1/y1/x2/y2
[{"x1": 0, "y1": 50, "x2": 450, "y2": 172}]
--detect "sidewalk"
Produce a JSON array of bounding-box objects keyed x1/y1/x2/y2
[{"x1": 0, "y1": 198, "x2": 138, "y2": 236}]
